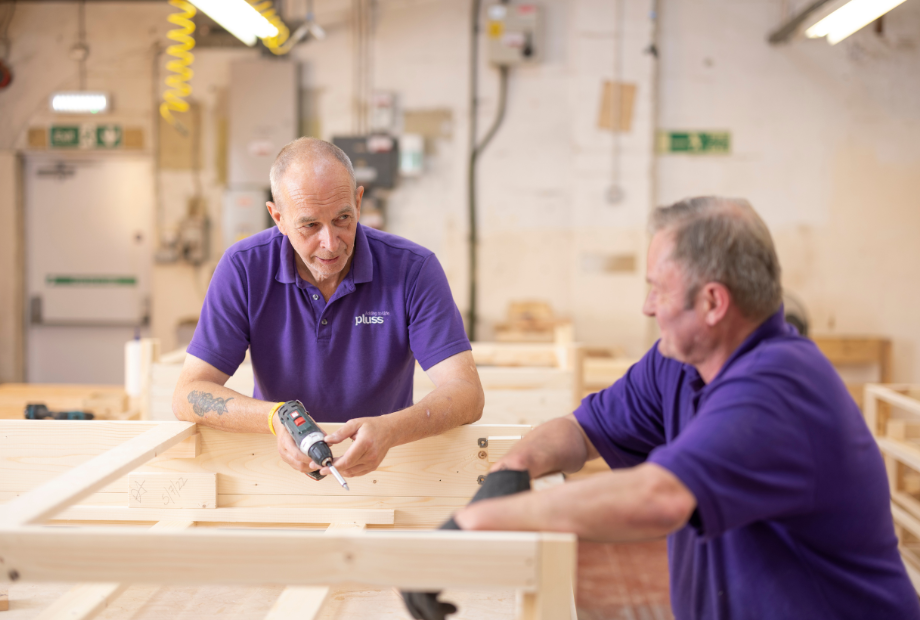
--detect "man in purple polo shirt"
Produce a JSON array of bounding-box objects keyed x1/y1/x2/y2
[
  {"x1": 451, "y1": 197, "x2": 920, "y2": 618},
  {"x1": 172, "y1": 138, "x2": 483, "y2": 479}
]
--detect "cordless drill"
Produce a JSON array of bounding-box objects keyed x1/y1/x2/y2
[{"x1": 276, "y1": 400, "x2": 349, "y2": 491}]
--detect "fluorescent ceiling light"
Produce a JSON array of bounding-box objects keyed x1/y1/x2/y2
[
  {"x1": 50, "y1": 92, "x2": 110, "y2": 114},
  {"x1": 805, "y1": 0, "x2": 908, "y2": 45},
  {"x1": 188, "y1": 0, "x2": 279, "y2": 46}
]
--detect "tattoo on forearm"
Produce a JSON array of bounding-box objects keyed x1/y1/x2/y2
[{"x1": 187, "y1": 391, "x2": 234, "y2": 417}]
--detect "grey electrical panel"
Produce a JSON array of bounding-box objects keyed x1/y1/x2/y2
[
  {"x1": 228, "y1": 60, "x2": 298, "y2": 187},
  {"x1": 486, "y1": 3, "x2": 542, "y2": 66},
  {"x1": 333, "y1": 135, "x2": 400, "y2": 191}
]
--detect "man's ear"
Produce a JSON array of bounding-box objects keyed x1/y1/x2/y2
[
  {"x1": 354, "y1": 186, "x2": 365, "y2": 220},
  {"x1": 702, "y1": 282, "x2": 731, "y2": 327},
  {"x1": 266, "y1": 201, "x2": 285, "y2": 234}
]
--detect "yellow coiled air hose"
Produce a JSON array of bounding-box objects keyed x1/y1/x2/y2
[
  {"x1": 248, "y1": 0, "x2": 291, "y2": 55},
  {"x1": 160, "y1": 0, "x2": 196, "y2": 135}
]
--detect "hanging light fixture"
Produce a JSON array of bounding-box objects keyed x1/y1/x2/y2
[
  {"x1": 187, "y1": 0, "x2": 278, "y2": 46},
  {"x1": 805, "y1": 0, "x2": 908, "y2": 45},
  {"x1": 50, "y1": 91, "x2": 110, "y2": 114}
]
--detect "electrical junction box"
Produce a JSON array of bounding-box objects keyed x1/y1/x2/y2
[
  {"x1": 486, "y1": 3, "x2": 542, "y2": 66},
  {"x1": 333, "y1": 135, "x2": 400, "y2": 191}
]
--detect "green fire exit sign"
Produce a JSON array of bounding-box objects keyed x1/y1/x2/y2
[
  {"x1": 658, "y1": 131, "x2": 731, "y2": 155},
  {"x1": 49, "y1": 126, "x2": 81, "y2": 148}
]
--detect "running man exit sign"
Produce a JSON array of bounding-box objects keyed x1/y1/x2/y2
[{"x1": 658, "y1": 131, "x2": 731, "y2": 155}]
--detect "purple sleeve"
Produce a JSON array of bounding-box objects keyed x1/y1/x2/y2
[
  {"x1": 186, "y1": 252, "x2": 251, "y2": 376},
  {"x1": 573, "y1": 347, "x2": 668, "y2": 469},
  {"x1": 406, "y1": 255, "x2": 471, "y2": 371},
  {"x1": 649, "y1": 376, "x2": 816, "y2": 540}
]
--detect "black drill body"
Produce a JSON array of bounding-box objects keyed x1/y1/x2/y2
[{"x1": 277, "y1": 400, "x2": 339, "y2": 484}]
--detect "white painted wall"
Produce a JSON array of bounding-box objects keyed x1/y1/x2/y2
[
  {"x1": 656, "y1": 0, "x2": 920, "y2": 381},
  {"x1": 2, "y1": 0, "x2": 919, "y2": 383}
]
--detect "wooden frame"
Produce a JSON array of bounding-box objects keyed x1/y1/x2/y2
[
  {"x1": 863, "y1": 384, "x2": 920, "y2": 594},
  {"x1": 0, "y1": 420, "x2": 576, "y2": 619}
]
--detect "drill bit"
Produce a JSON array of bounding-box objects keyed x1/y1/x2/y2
[{"x1": 328, "y1": 463, "x2": 350, "y2": 491}]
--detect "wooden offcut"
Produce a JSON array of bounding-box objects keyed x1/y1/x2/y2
[{"x1": 597, "y1": 81, "x2": 637, "y2": 133}]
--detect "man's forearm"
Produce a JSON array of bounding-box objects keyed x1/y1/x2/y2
[
  {"x1": 494, "y1": 415, "x2": 594, "y2": 479},
  {"x1": 455, "y1": 463, "x2": 696, "y2": 543},
  {"x1": 172, "y1": 380, "x2": 273, "y2": 433},
  {"x1": 384, "y1": 377, "x2": 484, "y2": 447}
]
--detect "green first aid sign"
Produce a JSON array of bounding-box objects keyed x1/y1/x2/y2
[
  {"x1": 96, "y1": 125, "x2": 122, "y2": 148},
  {"x1": 50, "y1": 126, "x2": 81, "y2": 148},
  {"x1": 658, "y1": 131, "x2": 731, "y2": 155}
]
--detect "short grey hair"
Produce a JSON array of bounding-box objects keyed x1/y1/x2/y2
[
  {"x1": 269, "y1": 138, "x2": 357, "y2": 206},
  {"x1": 650, "y1": 196, "x2": 783, "y2": 322}
]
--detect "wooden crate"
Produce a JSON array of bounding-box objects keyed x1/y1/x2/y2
[{"x1": 863, "y1": 384, "x2": 920, "y2": 594}]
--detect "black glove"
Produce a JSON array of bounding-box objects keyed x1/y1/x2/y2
[{"x1": 401, "y1": 470, "x2": 531, "y2": 620}]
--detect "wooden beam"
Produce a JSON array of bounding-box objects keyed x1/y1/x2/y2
[
  {"x1": 866, "y1": 385, "x2": 920, "y2": 418},
  {"x1": 32, "y1": 520, "x2": 194, "y2": 620},
  {"x1": 487, "y1": 436, "x2": 523, "y2": 464},
  {"x1": 877, "y1": 438, "x2": 920, "y2": 475},
  {"x1": 0, "y1": 527, "x2": 557, "y2": 591},
  {"x1": 157, "y1": 434, "x2": 199, "y2": 459},
  {"x1": 265, "y1": 522, "x2": 367, "y2": 620},
  {"x1": 0, "y1": 422, "x2": 196, "y2": 526},
  {"x1": 892, "y1": 503, "x2": 920, "y2": 543},
  {"x1": 517, "y1": 533, "x2": 577, "y2": 620},
  {"x1": 55, "y1": 506, "x2": 394, "y2": 525},
  {"x1": 1, "y1": 422, "x2": 530, "y2": 500}
]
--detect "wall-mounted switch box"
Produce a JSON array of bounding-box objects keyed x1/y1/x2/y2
[{"x1": 486, "y1": 3, "x2": 542, "y2": 66}]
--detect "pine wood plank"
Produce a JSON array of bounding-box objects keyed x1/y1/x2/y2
[
  {"x1": 0, "y1": 422, "x2": 529, "y2": 499},
  {"x1": 31, "y1": 520, "x2": 194, "y2": 620},
  {"x1": 56, "y1": 506, "x2": 394, "y2": 525},
  {"x1": 0, "y1": 423, "x2": 197, "y2": 526},
  {"x1": 265, "y1": 522, "x2": 367, "y2": 620},
  {"x1": 0, "y1": 528, "x2": 545, "y2": 591},
  {"x1": 517, "y1": 533, "x2": 577, "y2": 620}
]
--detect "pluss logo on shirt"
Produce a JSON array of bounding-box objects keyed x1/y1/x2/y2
[{"x1": 355, "y1": 313, "x2": 386, "y2": 325}]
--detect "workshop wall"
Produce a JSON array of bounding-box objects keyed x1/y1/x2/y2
[
  {"x1": 289, "y1": 0, "x2": 658, "y2": 355},
  {"x1": 656, "y1": 0, "x2": 920, "y2": 381},
  {"x1": 2, "y1": 0, "x2": 919, "y2": 381}
]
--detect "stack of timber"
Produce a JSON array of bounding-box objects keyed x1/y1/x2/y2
[
  {"x1": 0, "y1": 383, "x2": 132, "y2": 420},
  {"x1": 0, "y1": 419, "x2": 577, "y2": 619},
  {"x1": 493, "y1": 301, "x2": 572, "y2": 344},
  {"x1": 415, "y1": 340, "x2": 586, "y2": 426},
  {"x1": 863, "y1": 383, "x2": 920, "y2": 594}
]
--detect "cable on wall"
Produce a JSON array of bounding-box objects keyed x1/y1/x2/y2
[
  {"x1": 160, "y1": 0, "x2": 196, "y2": 136},
  {"x1": 467, "y1": 0, "x2": 511, "y2": 341},
  {"x1": 247, "y1": 0, "x2": 291, "y2": 55}
]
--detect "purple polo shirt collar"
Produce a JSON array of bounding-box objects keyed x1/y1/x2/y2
[
  {"x1": 688, "y1": 305, "x2": 787, "y2": 392},
  {"x1": 275, "y1": 224, "x2": 374, "y2": 296}
]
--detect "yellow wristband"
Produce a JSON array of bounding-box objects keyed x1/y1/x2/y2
[{"x1": 268, "y1": 402, "x2": 285, "y2": 435}]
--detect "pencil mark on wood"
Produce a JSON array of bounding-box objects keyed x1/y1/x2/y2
[
  {"x1": 187, "y1": 391, "x2": 234, "y2": 417},
  {"x1": 129, "y1": 480, "x2": 147, "y2": 504},
  {"x1": 161, "y1": 476, "x2": 189, "y2": 506}
]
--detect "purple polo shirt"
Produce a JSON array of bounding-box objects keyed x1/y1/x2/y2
[
  {"x1": 187, "y1": 224, "x2": 470, "y2": 421},
  {"x1": 575, "y1": 309, "x2": 919, "y2": 620}
]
